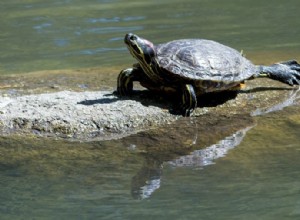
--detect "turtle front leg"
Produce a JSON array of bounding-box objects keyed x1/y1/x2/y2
[
  {"x1": 117, "y1": 68, "x2": 137, "y2": 96},
  {"x1": 180, "y1": 84, "x2": 197, "y2": 116}
]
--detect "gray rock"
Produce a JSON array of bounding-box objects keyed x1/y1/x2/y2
[{"x1": 0, "y1": 91, "x2": 176, "y2": 141}]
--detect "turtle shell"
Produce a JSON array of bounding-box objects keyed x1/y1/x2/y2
[{"x1": 156, "y1": 39, "x2": 257, "y2": 83}]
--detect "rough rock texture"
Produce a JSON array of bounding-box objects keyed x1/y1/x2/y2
[{"x1": 0, "y1": 91, "x2": 176, "y2": 140}]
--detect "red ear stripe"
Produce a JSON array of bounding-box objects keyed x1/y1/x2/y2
[{"x1": 143, "y1": 39, "x2": 154, "y2": 49}]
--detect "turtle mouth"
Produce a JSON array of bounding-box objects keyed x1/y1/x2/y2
[{"x1": 124, "y1": 33, "x2": 142, "y2": 57}]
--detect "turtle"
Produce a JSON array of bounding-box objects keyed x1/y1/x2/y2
[{"x1": 117, "y1": 33, "x2": 300, "y2": 116}]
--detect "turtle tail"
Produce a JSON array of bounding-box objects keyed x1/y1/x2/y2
[{"x1": 258, "y1": 60, "x2": 300, "y2": 86}]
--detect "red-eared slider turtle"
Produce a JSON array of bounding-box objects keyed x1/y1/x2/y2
[{"x1": 117, "y1": 33, "x2": 300, "y2": 116}]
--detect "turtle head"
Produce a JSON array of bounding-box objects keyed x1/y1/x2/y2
[{"x1": 124, "y1": 33, "x2": 155, "y2": 65}]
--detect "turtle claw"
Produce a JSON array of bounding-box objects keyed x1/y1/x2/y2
[
  {"x1": 279, "y1": 60, "x2": 300, "y2": 86},
  {"x1": 287, "y1": 76, "x2": 300, "y2": 86},
  {"x1": 282, "y1": 60, "x2": 300, "y2": 72},
  {"x1": 280, "y1": 60, "x2": 298, "y2": 66},
  {"x1": 181, "y1": 106, "x2": 194, "y2": 117}
]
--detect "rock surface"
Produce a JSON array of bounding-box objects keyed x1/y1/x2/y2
[
  {"x1": 0, "y1": 91, "x2": 177, "y2": 140},
  {"x1": 0, "y1": 68, "x2": 299, "y2": 141}
]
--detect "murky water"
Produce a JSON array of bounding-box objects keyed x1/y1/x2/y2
[{"x1": 1, "y1": 0, "x2": 300, "y2": 219}]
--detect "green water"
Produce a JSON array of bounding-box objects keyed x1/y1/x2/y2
[
  {"x1": 1, "y1": 0, "x2": 300, "y2": 74},
  {"x1": 1, "y1": 0, "x2": 300, "y2": 219},
  {"x1": 1, "y1": 107, "x2": 300, "y2": 219}
]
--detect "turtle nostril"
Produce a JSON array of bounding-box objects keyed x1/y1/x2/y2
[{"x1": 129, "y1": 35, "x2": 137, "y2": 41}]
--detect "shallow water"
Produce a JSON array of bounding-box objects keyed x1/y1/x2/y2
[
  {"x1": 1, "y1": 0, "x2": 300, "y2": 219},
  {"x1": 1, "y1": 106, "x2": 300, "y2": 219}
]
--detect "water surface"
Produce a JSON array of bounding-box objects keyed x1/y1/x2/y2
[
  {"x1": 1, "y1": 106, "x2": 300, "y2": 219},
  {"x1": 0, "y1": 0, "x2": 299, "y2": 74},
  {"x1": 1, "y1": 0, "x2": 300, "y2": 219}
]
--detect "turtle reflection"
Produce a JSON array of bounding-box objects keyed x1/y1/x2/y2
[{"x1": 131, "y1": 126, "x2": 253, "y2": 200}]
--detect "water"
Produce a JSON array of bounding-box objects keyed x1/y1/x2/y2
[
  {"x1": 0, "y1": 0, "x2": 300, "y2": 74},
  {"x1": 1, "y1": 107, "x2": 300, "y2": 219},
  {"x1": 1, "y1": 0, "x2": 300, "y2": 219}
]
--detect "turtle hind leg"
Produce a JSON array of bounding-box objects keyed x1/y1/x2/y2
[
  {"x1": 259, "y1": 60, "x2": 300, "y2": 86},
  {"x1": 180, "y1": 84, "x2": 197, "y2": 117}
]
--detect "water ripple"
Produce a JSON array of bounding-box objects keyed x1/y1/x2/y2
[
  {"x1": 33, "y1": 23, "x2": 52, "y2": 31},
  {"x1": 65, "y1": 47, "x2": 126, "y2": 56},
  {"x1": 86, "y1": 26, "x2": 144, "y2": 34},
  {"x1": 108, "y1": 37, "x2": 123, "y2": 42},
  {"x1": 54, "y1": 38, "x2": 70, "y2": 47},
  {"x1": 87, "y1": 16, "x2": 146, "y2": 24}
]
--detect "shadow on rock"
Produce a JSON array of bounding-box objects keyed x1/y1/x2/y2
[
  {"x1": 77, "y1": 90, "x2": 174, "y2": 110},
  {"x1": 239, "y1": 86, "x2": 294, "y2": 94},
  {"x1": 77, "y1": 89, "x2": 240, "y2": 115},
  {"x1": 77, "y1": 93, "x2": 119, "y2": 105},
  {"x1": 77, "y1": 87, "x2": 292, "y2": 116},
  {"x1": 197, "y1": 91, "x2": 238, "y2": 108}
]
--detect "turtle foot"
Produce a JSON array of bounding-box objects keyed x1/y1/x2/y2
[{"x1": 265, "y1": 60, "x2": 300, "y2": 86}]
